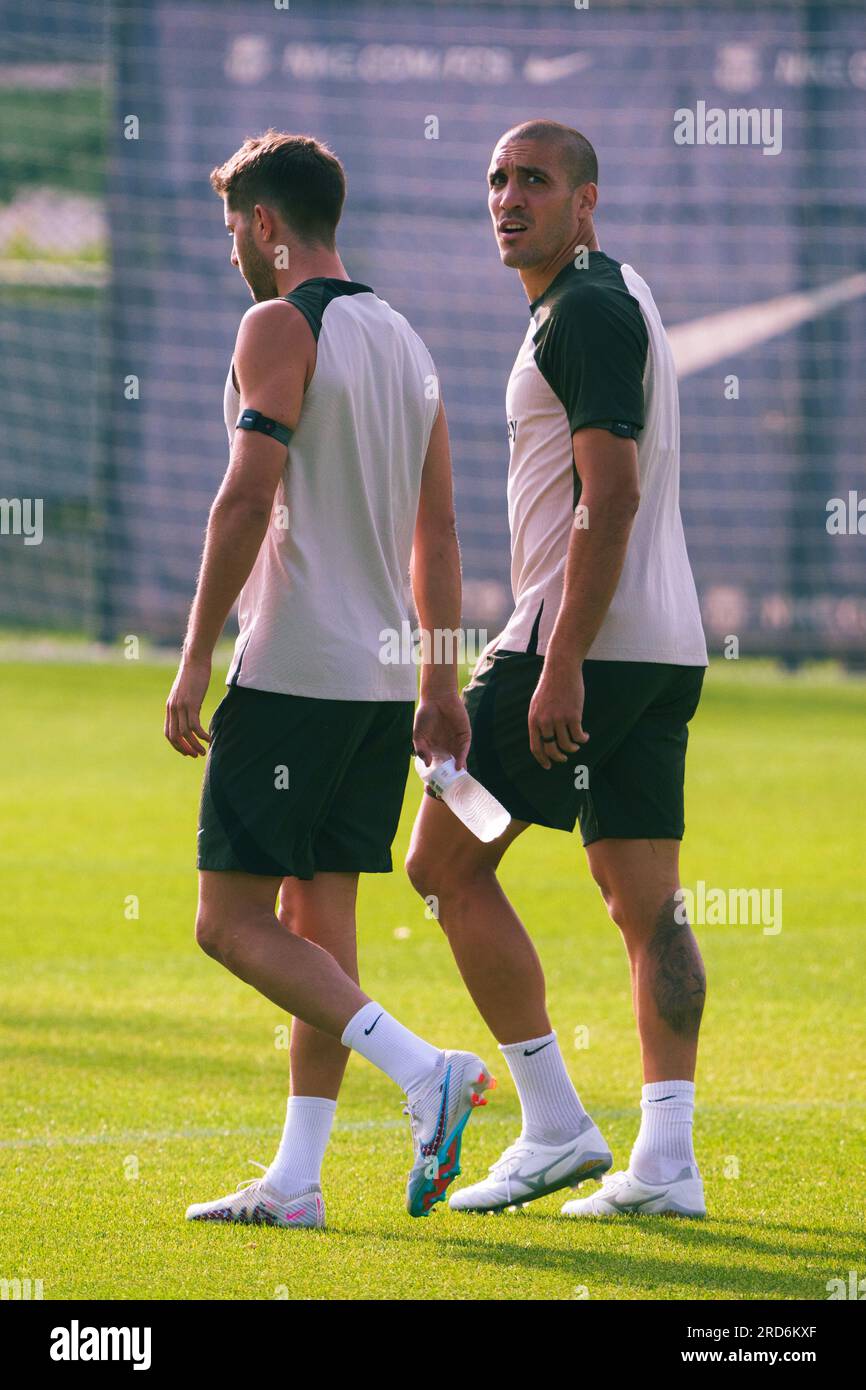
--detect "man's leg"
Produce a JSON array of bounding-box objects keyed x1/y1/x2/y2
[
  {"x1": 251, "y1": 873, "x2": 359, "y2": 1202},
  {"x1": 196, "y1": 870, "x2": 368, "y2": 1035},
  {"x1": 277, "y1": 873, "x2": 360, "y2": 1100},
  {"x1": 188, "y1": 867, "x2": 494, "y2": 1221},
  {"x1": 407, "y1": 796, "x2": 611, "y2": 1210},
  {"x1": 584, "y1": 837, "x2": 705, "y2": 1084},
  {"x1": 406, "y1": 794, "x2": 541, "y2": 1042},
  {"x1": 561, "y1": 836, "x2": 706, "y2": 1217}
]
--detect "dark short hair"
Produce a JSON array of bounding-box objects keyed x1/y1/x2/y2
[
  {"x1": 210, "y1": 129, "x2": 347, "y2": 247},
  {"x1": 498, "y1": 120, "x2": 598, "y2": 187}
]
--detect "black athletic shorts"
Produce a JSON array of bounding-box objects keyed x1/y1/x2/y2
[
  {"x1": 197, "y1": 685, "x2": 415, "y2": 879},
  {"x1": 460, "y1": 650, "x2": 705, "y2": 846}
]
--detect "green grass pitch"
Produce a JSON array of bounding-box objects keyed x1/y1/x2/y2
[{"x1": 1, "y1": 655, "x2": 864, "y2": 1300}]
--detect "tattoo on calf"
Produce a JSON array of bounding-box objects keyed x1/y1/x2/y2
[{"x1": 648, "y1": 894, "x2": 707, "y2": 1036}]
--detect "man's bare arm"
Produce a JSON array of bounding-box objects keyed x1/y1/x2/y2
[
  {"x1": 528, "y1": 427, "x2": 640, "y2": 767},
  {"x1": 546, "y1": 428, "x2": 640, "y2": 660},
  {"x1": 409, "y1": 400, "x2": 471, "y2": 769},
  {"x1": 164, "y1": 300, "x2": 314, "y2": 756}
]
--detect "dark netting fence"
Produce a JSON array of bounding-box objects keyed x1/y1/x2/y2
[{"x1": 1, "y1": 0, "x2": 864, "y2": 659}]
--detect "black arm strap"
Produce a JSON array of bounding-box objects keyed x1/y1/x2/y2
[
  {"x1": 236, "y1": 408, "x2": 293, "y2": 448},
  {"x1": 583, "y1": 419, "x2": 641, "y2": 440}
]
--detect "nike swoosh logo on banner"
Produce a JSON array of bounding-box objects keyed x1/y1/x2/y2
[
  {"x1": 523, "y1": 52, "x2": 592, "y2": 84},
  {"x1": 524, "y1": 1040, "x2": 554, "y2": 1056},
  {"x1": 364, "y1": 1013, "x2": 384, "y2": 1036},
  {"x1": 668, "y1": 272, "x2": 866, "y2": 379}
]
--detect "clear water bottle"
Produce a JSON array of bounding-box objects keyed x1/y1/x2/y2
[{"x1": 414, "y1": 754, "x2": 511, "y2": 843}]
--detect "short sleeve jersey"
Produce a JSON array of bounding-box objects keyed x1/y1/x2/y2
[{"x1": 497, "y1": 252, "x2": 708, "y2": 666}]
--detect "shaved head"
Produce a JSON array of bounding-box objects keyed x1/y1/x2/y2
[
  {"x1": 497, "y1": 121, "x2": 598, "y2": 188},
  {"x1": 487, "y1": 121, "x2": 600, "y2": 296}
]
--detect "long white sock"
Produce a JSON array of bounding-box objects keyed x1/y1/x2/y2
[
  {"x1": 264, "y1": 1095, "x2": 336, "y2": 1197},
  {"x1": 629, "y1": 1079, "x2": 698, "y2": 1184},
  {"x1": 499, "y1": 1031, "x2": 588, "y2": 1145},
  {"x1": 341, "y1": 1001, "x2": 441, "y2": 1094}
]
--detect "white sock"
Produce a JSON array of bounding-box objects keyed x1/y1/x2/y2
[
  {"x1": 341, "y1": 1001, "x2": 441, "y2": 1094},
  {"x1": 499, "y1": 1031, "x2": 588, "y2": 1145},
  {"x1": 264, "y1": 1095, "x2": 336, "y2": 1197},
  {"x1": 629, "y1": 1079, "x2": 698, "y2": 1184}
]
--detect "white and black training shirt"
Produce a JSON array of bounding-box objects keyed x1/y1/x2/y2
[{"x1": 497, "y1": 252, "x2": 708, "y2": 667}]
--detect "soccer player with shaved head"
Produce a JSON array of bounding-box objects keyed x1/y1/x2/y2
[{"x1": 407, "y1": 121, "x2": 710, "y2": 1218}]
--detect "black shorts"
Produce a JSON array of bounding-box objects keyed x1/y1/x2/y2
[
  {"x1": 461, "y1": 651, "x2": 705, "y2": 846},
  {"x1": 197, "y1": 685, "x2": 415, "y2": 879}
]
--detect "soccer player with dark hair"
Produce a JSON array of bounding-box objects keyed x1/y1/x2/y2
[
  {"x1": 406, "y1": 121, "x2": 710, "y2": 1218},
  {"x1": 165, "y1": 131, "x2": 492, "y2": 1227}
]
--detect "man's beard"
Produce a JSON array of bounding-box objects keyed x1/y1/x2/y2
[
  {"x1": 239, "y1": 233, "x2": 279, "y2": 301},
  {"x1": 500, "y1": 212, "x2": 579, "y2": 271}
]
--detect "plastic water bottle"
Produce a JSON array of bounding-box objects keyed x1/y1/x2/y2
[{"x1": 414, "y1": 754, "x2": 511, "y2": 843}]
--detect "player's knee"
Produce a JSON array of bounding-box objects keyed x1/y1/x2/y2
[
  {"x1": 590, "y1": 863, "x2": 629, "y2": 931},
  {"x1": 591, "y1": 872, "x2": 624, "y2": 928},
  {"x1": 603, "y1": 893, "x2": 629, "y2": 931},
  {"x1": 406, "y1": 846, "x2": 496, "y2": 932},
  {"x1": 405, "y1": 845, "x2": 438, "y2": 902},
  {"x1": 195, "y1": 905, "x2": 226, "y2": 961},
  {"x1": 405, "y1": 844, "x2": 468, "y2": 907}
]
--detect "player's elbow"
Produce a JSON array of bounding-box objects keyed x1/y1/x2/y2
[
  {"x1": 589, "y1": 485, "x2": 640, "y2": 527},
  {"x1": 414, "y1": 509, "x2": 458, "y2": 552},
  {"x1": 615, "y1": 483, "x2": 641, "y2": 518},
  {"x1": 212, "y1": 486, "x2": 273, "y2": 528}
]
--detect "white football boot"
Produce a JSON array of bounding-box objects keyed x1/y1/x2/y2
[
  {"x1": 404, "y1": 1050, "x2": 495, "y2": 1217},
  {"x1": 561, "y1": 1166, "x2": 706, "y2": 1218},
  {"x1": 449, "y1": 1114, "x2": 613, "y2": 1214},
  {"x1": 185, "y1": 1162, "x2": 325, "y2": 1228}
]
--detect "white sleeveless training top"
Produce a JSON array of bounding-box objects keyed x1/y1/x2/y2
[{"x1": 223, "y1": 278, "x2": 439, "y2": 701}]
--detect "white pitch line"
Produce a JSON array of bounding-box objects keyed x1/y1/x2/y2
[
  {"x1": 2, "y1": 1102, "x2": 857, "y2": 1151},
  {"x1": 0, "y1": 1119, "x2": 405, "y2": 1150}
]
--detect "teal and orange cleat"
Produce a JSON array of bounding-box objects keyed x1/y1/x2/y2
[{"x1": 404, "y1": 1050, "x2": 495, "y2": 1218}]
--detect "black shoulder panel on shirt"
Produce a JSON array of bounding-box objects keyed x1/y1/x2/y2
[
  {"x1": 532, "y1": 257, "x2": 648, "y2": 436},
  {"x1": 282, "y1": 277, "x2": 374, "y2": 342}
]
